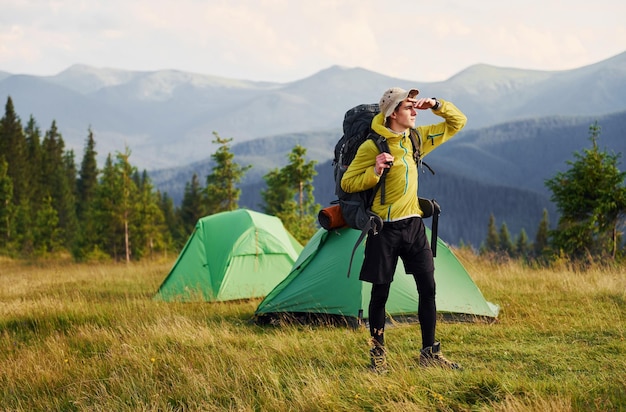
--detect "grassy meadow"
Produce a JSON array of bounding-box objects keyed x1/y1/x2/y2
[{"x1": 1, "y1": 251, "x2": 625, "y2": 411}]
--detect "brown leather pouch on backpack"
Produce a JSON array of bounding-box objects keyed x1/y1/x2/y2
[{"x1": 318, "y1": 204, "x2": 347, "y2": 230}]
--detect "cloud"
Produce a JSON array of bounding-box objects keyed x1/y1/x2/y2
[{"x1": 0, "y1": 0, "x2": 624, "y2": 82}]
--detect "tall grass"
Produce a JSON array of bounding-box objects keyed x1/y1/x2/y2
[{"x1": 1, "y1": 252, "x2": 624, "y2": 411}]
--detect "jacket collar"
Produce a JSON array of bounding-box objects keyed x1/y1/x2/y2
[{"x1": 371, "y1": 113, "x2": 408, "y2": 142}]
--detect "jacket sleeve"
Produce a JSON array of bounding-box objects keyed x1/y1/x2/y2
[
  {"x1": 418, "y1": 99, "x2": 467, "y2": 157},
  {"x1": 340, "y1": 140, "x2": 381, "y2": 193}
]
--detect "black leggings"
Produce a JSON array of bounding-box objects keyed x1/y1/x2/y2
[{"x1": 368, "y1": 270, "x2": 437, "y2": 348}]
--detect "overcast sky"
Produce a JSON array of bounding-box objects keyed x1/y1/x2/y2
[{"x1": 1, "y1": 0, "x2": 624, "y2": 83}]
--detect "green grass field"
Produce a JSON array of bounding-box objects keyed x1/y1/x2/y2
[{"x1": 1, "y1": 252, "x2": 624, "y2": 411}]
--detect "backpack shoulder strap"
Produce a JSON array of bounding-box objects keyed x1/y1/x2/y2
[
  {"x1": 408, "y1": 129, "x2": 421, "y2": 162},
  {"x1": 408, "y1": 129, "x2": 435, "y2": 175},
  {"x1": 369, "y1": 131, "x2": 388, "y2": 152},
  {"x1": 367, "y1": 132, "x2": 391, "y2": 204}
]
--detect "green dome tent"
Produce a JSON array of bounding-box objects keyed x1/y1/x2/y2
[
  {"x1": 155, "y1": 209, "x2": 303, "y2": 302},
  {"x1": 254, "y1": 227, "x2": 498, "y2": 325}
]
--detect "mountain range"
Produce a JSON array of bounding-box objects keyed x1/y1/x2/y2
[
  {"x1": 2, "y1": 51, "x2": 626, "y2": 170},
  {"x1": 2, "y1": 51, "x2": 626, "y2": 247}
]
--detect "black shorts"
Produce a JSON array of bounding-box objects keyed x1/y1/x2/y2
[{"x1": 359, "y1": 217, "x2": 434, "y2": 284}]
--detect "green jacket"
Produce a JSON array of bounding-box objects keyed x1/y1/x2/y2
[{"x1": 340, "y1": 99, "x2": 467, "y2": 222}]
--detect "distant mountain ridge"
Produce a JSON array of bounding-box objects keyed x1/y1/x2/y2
[
  {"x1": 47, "y1": 64, "x2": 281, "y2": 95},
  {"x1": 1, "y1": 51, "x2": 625, "y2": 170}
]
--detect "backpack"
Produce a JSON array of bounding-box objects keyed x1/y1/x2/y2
[
  {"x1": 317, "y1": 103, "x2": 440, "y2": 277},
  {"x1": 333, "y1": 103, "x2": 387, "y2": 234}
]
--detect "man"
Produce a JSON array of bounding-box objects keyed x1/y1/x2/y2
[{"x1": 341, "y1": 87, "x2": 467, "y2": 373}]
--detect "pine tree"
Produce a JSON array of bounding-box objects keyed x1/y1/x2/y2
[
  {"x1": 76, "y1": 128, "x2": 99, "y2": 221},
  {"x1": 39, "y1": 121, "x2": 76, "y2": 252},
  {"x1": 74, "y1": 128, "x2": 99, "y2": 259},
  {"x1": 283, "y1": 146, "x2": 319, "y2": 216},
  {"x1": 63, "y1": 149, "x2": 79, "y2": 250},
  {"x1": 92, "y1": 149, "x2": 141, "y2": 261},
  {"x1": 482, "y1": 213, "x2": 500, "y2": 254},
  {"x1": 0, "y1": 159, "x2": 14, "y2": 250},
  {"x1": 545, "y1": 122, "x2": 626, "y2": 261},
  {"x1": 515, "y1": 228, "x2": 530, "y2": 258},
  {"x1": 33, "y1": 195, "x2": 61, "y2": 255},
  {"x1": 261, "y1": 169, "x2": 291, "y2": 216},
  {"x1": 204, "y1": 132, "x2": 251, "y2": 214},
  {"x1": 157, "y1": 190, "x2": 181, "y2": 252},
  {"x1": 133, "y1": 169, "x2": 166, "y2": 259},
  {"x1": 93, "y1": 155, "x2": 124, "y2": 260},
  {"x1": 499, "y1": 222, "x2": 514, "y2": 256},
  {"x1": 115, "y1": 148, "x2": 139, "y2": 262},
  {"x1": 23, "y1": 116, "x2": 43, "y2": 209},
  {"x1": 0, "y1": 99, "x2": 31, "y2": 254},
  {"x1": 534, "y1": 209, "x2": 550, "y2": 259},
  {"x1": 262, "y1": 145, "x2": 318, "y2": 244},
  {"x1": 0, "y1": 97, "x2": 27, "y2": 206},
  {"x1": 179, "y1": 173, "x2": 204, "y2": 237}
]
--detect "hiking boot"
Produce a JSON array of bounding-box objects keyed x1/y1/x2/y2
[
  {"x1": 419, "y1": 342, "x2": 461, "y2": 370},
  {"x1": 369, "y1": 345, "x2": 388, "y2": 374}
]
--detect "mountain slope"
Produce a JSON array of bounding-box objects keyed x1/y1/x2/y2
[
  {"x1": 431, "y1": 111, "x2": 626, "y2": 197},
  {"x1": 1, "y1": 51, "x2": 625, "y2": 169}
]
